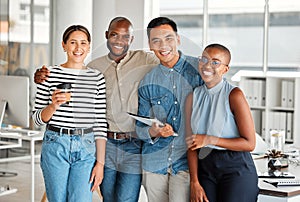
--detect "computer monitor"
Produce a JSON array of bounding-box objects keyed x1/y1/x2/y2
[{"x1": 0, "y1": 75, "x2": 30, "y2": 129}]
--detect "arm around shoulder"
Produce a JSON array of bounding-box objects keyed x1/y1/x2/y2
[{"x1": 34, "y1": 65, "x2": 50, "y2": 84}]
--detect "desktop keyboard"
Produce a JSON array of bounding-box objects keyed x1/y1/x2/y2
[
  {"x1": 264, "y1": 179, "x2": 300, "y2": 187},
  {"x1": 277, "y1": 180, "x2": 300, "y2": 186}
]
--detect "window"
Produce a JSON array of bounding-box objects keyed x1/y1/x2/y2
[
  {"x1": 160, "y1": 0, "x2": 300, "y2": 80},
  {"x1": 0, "y1": 0, "x2": 50, "y2": 122}
]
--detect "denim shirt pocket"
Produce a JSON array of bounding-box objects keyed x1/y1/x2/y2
[
  {"x1": 149, "y1": 94, "x2": 172, "y2": 121},
  {"x1": 81, "y1": 133, "x2": 96, "y2": 155}
]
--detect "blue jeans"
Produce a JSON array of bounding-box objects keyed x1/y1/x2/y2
[
  {"x1": 40, "y1": 130, "x2": 96, "y2": 202},
  {"x1": 100, "y1": 138, "x2": 142, "y2": 202}
]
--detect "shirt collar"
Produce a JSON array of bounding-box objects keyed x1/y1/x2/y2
[
  {"x1": 158, "y1": 51, "x2": 186, "y2": 76},
  {"x1": 205, "y1": 78, "x2": 225, "y2": 94},
  {"x1": 105, "y1": 50, "x2": 134, "y2": 65}
]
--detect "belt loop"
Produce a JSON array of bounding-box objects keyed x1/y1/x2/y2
[
  {"x1": 59, "y1": 127, "x2": 63, "y2": 136},
  {"x1": 129, "y1": 132, "x2": 132, "y2": 141},
  {"x1": 80, "y1": 129, "x2": 84, "y2": 136},
  {"x1": 114, "y1": 132, "x2": 117, "y2": 139}
]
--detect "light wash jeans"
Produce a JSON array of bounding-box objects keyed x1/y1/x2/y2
[
  {"x1": 40, "y1": 129, "x2": 96, "y2": 202},
  {"x1": 100, "y1": 138, "x2": 142, "y2": 202}
]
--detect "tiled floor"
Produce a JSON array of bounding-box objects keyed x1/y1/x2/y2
[
  {"x1": 0, "y1": 159, "x2": 105, "y2": 201},
  {"x1": 0, "y1": 143, "x2": 147, "y2": 202},
  {"x1": 1, "y1": 159, "x2": 49, "y2": 202}
]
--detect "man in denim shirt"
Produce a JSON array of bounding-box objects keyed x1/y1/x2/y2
[{"x1": 136, "y1": 17, "x2": 203, "y2": 202}]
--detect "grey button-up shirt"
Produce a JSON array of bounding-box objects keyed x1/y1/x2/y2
[{"x1": 88, "y1": 50, "x2": 159, "y2": 132}]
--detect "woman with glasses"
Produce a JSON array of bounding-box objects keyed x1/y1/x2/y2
[{"x1": 185, "y1": 43, "x2": 259, "y2": 202}]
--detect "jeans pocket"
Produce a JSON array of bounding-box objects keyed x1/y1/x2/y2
[
  {"x1": 82, "y1": 133, "x2": 96, "y2": 155},
  {"x1": 43, "y1": 130, "x2": 59, "y2": 143},
  {"x1": 131, "y1": 138, "x2": 142, "y2": 149}
]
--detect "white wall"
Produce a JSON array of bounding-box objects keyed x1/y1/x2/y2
[
  {"x1": 91, "y1": 0, "x2": 159, "y2": 61},
  {"x1": 51, "y1": 0, "x2": 93, "y2": 64}
]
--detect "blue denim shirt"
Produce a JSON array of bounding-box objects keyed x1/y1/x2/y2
[{"x1": 136, "y1": 52, "x2": 203, "y2": 175}]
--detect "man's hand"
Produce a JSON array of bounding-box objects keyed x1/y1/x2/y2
[
  {"x1": 149, "y1": 123, "x2": 174, "y2": 138},
  {"x1": 34, "y1": 65, "x2": 50, "y2": 83}
]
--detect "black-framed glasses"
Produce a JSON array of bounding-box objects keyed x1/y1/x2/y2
[{"x1": 198, "y1": 56, "x2": 228, "y2": 68}]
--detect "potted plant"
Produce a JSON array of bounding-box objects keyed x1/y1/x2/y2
[{"x1": 266, "y1": 149, "x2": 289, "y2": 171}]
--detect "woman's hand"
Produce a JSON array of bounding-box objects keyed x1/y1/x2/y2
[
  {"x1": 190, "y1": 180, "x2": 209, "y2": 202},
  {"x1": 41, "y1": 89, "x2": 66, "y2": 122},
  {"x1": 186, "y1": 134, "x2": 212, "y2": 150},
  {"x1": 89, "y1": 161, "x2": 104, "y2": 192},
  {"x1": 51, "y1": 89, "x2": 68, "y2": 109}
]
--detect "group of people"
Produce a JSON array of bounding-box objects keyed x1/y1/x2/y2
[{"x1": 32, "y1": 16, "x2": 259, "y2": 202}]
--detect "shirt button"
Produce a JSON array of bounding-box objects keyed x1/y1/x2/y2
[
  {"x1": 174, "y1": 101, "x2": 178, "y2": 105},
  {"x1": 157, "y1": 101, "x2": 161, "y2": 104},
  {"x1": 168, "y1": 158, "x2": 172, "y2": 161},
  {"x1": 173, "y1": 117, "x2": 176, "y2": 121},
  {"x1": 171, "y1": 145, "x2": 174, "y2": 148},
  {"x1": 173, "y1": 85, "x2": 176, "y2": 89}
]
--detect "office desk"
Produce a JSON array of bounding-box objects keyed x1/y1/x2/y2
[
  {"x1": 255, "y1": 158, "x2": 300, "y2": 202},
  {"x1": 0, "y1": 131, "x2": 43, "y2": 202}
]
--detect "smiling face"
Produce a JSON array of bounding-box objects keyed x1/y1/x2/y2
[
  {"x1": 199, "y1": 47, "x2": 230, "y2": 88},
  {"x1": 62, "y1": 30, "x2": 90, "y2": 68},
  {"x1": 148, "y1": 24, "x2": 180, "y2": 68},
  {"x1": 106, "y1": 19, "x2": 134, "y2": 62}
]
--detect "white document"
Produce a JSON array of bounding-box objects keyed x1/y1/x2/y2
[
  {"x1": 245, "y1": 79, "x2": 253, "y2": 105},
  {"x1": 286, "y1": 112, "x2": 293, "y2": 142},
  {"x1": 259, "y1": 80, "x2": 266, "y2": 106},
  {"x1": 127, "y1": 112, "x2": 165, "y2": 127},
  {"x1": 127, "y1": 112, "x2": 178, "y2": 136},
  {"x1": 252, "y1": 80, "x2": 259, "y2": 106},
  {"x1": 273, "y1": 112, "x2": 280, "y2": 132},
  {"x1": 261, "y1": 111, "x2": 266, "y2": 140},
  {"x1": 281, "y1": 80, "x2": 288, "y2": 107},
  {"x1": 279, "y1": 112, "x2": 286, "y2": 133},
  {"x1": 287, "y1": 80, "x2": 294, "y2": 108}
]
